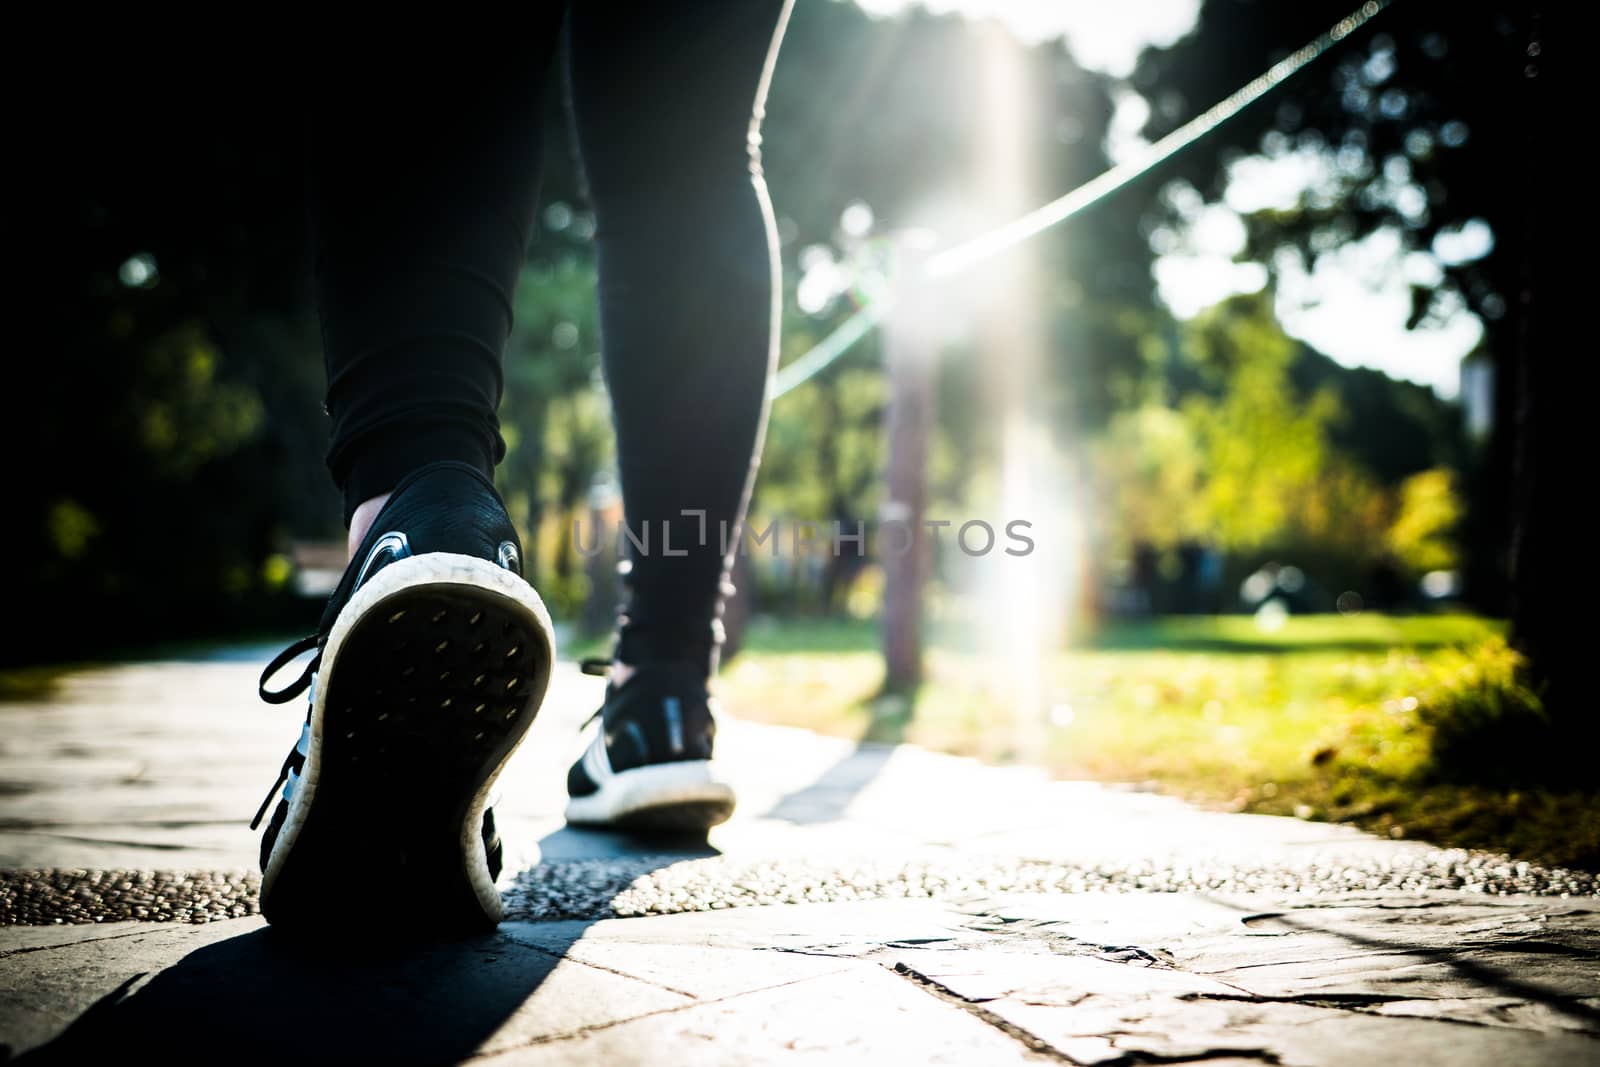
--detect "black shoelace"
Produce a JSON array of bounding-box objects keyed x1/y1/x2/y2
[
  {"x1": 249, "y1": 633, "x2": 324, "y2": 830},
  {"x1": 259, "y1": 633, "x2": 323, "y2": 704}
]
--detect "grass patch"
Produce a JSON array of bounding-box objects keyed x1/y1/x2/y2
[
  {"x1": 719, "y1": 613, "x2": 1600, "y2": 870},
  {"x1": 0, "y1": 665, "x2": 70, "y2": 703}
]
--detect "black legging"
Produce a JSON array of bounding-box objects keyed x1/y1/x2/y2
[{"x1": 309, "y1": 2, "x2": 790, "y2": 667}]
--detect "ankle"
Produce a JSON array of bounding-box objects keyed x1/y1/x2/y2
[
  {"x1": 613, "y1": 623, "x2": 722, "y2": 680},
  {"x1": 347, "y1": 493, "x2": 392, "y2": 561}
]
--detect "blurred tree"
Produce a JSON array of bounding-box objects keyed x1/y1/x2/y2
[
  {"x1": 1183, "y1": 342, "x2": 1338, "y2": 555},
  {"x1": 499, "y1": 252, "x2": 605, "y2": 590},
  {"x1": 1388, "y1": 468, "x2": 1462, "y2": 575},
  {"x1": 751, "y1": 0, "x2": 1167, "y2": 625},
  {"x1": 1093, "y1": 403, "x2": 1206, "y2": 554},
  {"x1": 755, "y1": 361, "x2": 886, "y2": 614},
  {"x1": 1288, "y1": 345, "x2": 1464, "y2": 483},
  {"x1": 1090, "y1": 293, "x2": 1458, "y2": 607},
  {"x1": 765, "y1": 0, "x2": 1160, "y2": 438},
  {"x1": 5, "y1": 56, "x2": 332, "y2": 662},
  {"x1": 1133, "y1": 1, "x2": 1559, "y2": 719}
]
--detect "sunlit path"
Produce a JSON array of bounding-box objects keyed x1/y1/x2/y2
[{"x1": 3, "y1": 650, "x2": 1596, "y2": 1062}]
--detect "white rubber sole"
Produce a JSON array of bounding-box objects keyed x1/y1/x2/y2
[
  {"x1": 565, "y1": 760, "x2": 736, "y2": 831},
  {"x1": 260, "y1": 552, "x2": 554, "y2": 926}
]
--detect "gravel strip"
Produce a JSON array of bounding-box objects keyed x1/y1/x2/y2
[
  {"x1": 507, "y1": 850, "x2": 1600, "y2": 920},
  {"x1": 5, "y1": 850, "x2": 1595, "y2": 927},
  {"x1": 0, "y1": 870, "x2": 260, "y2": 927}
]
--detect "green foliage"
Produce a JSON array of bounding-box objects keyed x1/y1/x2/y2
[
  {"x1": 1183, "y1": 350, "x2": 1339, "y2": 553},
  {"x1": 46, "y1": 500, "x2": 99, "y2": 561},
  {"x1": 756, "y1": 364, "x2": 885, "y2": 522},
  {"x1": 128, "y1": 323, "x2": 264, "y2": 477},
  {"x1": 1289, "y1": 349, "x2": 1464, "y2": 483},
  {"x1": 1086, "y1": 293, "x2": 1465, "y2": 603},
  {"x1": 1135, "y1": 0, "x2": 1527, "y2": 342},
  {"x1": 1093, "y1": 404, "x2": 1204, "y2": 550},
  {"x1": 1412, "y1": 636, "x2": 1564, "y2": 786},
  {"x1": 499, "y1": 256, "x2": 608, "y2": 597},
  {"x1": 1134, "y1": 0, "x2": 1531, "y2": 613},
  {"x1": 1175, "y1": 294, "x2": 1356, "y2": 558},
  {"x1": 1388, "y1": 468, "x2": 1462, "y2": 574}
]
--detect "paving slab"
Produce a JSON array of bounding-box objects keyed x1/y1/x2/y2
[{"x1": 486, "y1": 965, "x2": 1052, "y2": 1066}]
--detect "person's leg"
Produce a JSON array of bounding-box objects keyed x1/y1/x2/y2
[
  {"x1": 253, "y1": 36, "x2": 565, "y2": 931},
  {"x1": 309, "y1": 39, "x2": 560, "y2": 548},
  {"x1": 569, "y1": 0, "x2": 792, "y2": 674},
  {"x1": 562, "y1": 0, "x2": 791, "y2": 833}
]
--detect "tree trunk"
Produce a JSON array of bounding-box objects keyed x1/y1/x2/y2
[
  {"x1": 880, "y1": 238, "x2": 937, "y2": 693},
  {"x1": 1506, "y1": 9, "x2": 1582, "y2": 776}
]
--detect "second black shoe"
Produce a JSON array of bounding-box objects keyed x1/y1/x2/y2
[
  {"x1": 565, "y1": 660, "x2": 736, "y2": 833},
  {"x1": 252, "y1": 460, "x2": 555, "y2": 932}
]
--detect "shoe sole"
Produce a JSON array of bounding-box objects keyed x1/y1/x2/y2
[
  {"x1": 564, "y1": 760, "x2": 736, "y2": 834},
  {"x1": 260, "y1": 553, "x2": 554, "y2": 933}
]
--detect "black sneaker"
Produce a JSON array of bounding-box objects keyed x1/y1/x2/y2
[
  {"x1": 252, "y1": 460, "x2": 555, "y2": 931},
  {"x1": 564, "y1": 660, "x2": 735, "y2": 833}
]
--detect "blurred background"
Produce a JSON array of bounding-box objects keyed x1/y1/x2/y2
[{"x1": 4, "y1": 1, "x2": 1581, "y2": 865}]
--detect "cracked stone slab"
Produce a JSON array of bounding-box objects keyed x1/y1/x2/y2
[
  {"x1": 5, "y1": 894, "x2": 1600, "y2": 1063},
  {"x1": 992, "y1": 992, "x2": 1600, "y2": 1067},
  {"x1": 0, "y1": 917, "x2": 689, "y2": 1062},
  {"x1": 1366, "y1": 996, "x2": 1600, "y2": 1034},
  {"x1": 0, "y1": 920, "x2": 152, "y2": 957},
  {"x1": 888, "y1": 948, "x2": 1249, "y2": 1002},
  {"x1": 1179, "y1": 897, "x2": 1600, "y2": 1021},
  {"x1": 507, "y1": 895, "x2": 1600, "y2": 1061},
  {"x1": 887, "y1": 893, "x2": 1600, "y2": 1064},
  {"x1": 0, "y1": 918, "x2": 265, "y2": 1057},
  {"x1": 500, "y1": 933, "x2": 857, "y2": 1001},
  {"x1": 0, "y1": 906, "x2": 1043, "y2": 1064},
  {"x1": 473, "y1": 965, "x2": 1050, "y2": 1066}
]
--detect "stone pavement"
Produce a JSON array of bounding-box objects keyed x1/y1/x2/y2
[{"x1": 2, "y1": 649, "x2": 1598, "y2": 1063}]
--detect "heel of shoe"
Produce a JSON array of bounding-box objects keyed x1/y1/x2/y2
[{"x1": 261, "y1": 554, "x2": 555, "y2": 931}]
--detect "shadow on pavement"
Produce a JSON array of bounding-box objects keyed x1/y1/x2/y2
[
  {"x1": 533, "y1": 824, "x2": 719, "y2": 862},
  {"x1": 762, "y1": 742, "x2": 897, "y2": 825},
  {"x1": 15, "y1": 925, "x2": 564, "y2": 1064},
  {"x1": 15, "y1": 834, "x2": 716, "y2": 1063}
]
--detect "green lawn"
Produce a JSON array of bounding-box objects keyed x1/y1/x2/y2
[{"x1": 718, "y1": 613, "x2": 1600, "y2": 870}]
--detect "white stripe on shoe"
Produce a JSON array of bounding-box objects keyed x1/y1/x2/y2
[{"x1": 580, "y1": 729, "x2": 613, "y2": 786}]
